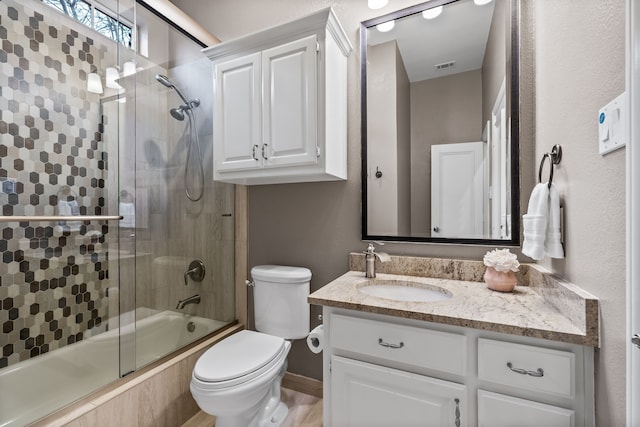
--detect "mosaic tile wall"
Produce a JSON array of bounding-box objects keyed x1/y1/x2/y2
[{"x1": 0, "y1": 0, "x2": 113, "y2": 369}]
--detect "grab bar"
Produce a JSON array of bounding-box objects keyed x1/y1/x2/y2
[{"x1": 0, "y1": 215, "x2": 123, "y2": 223}]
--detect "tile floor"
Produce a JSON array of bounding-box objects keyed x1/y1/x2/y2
[{"x1": 182, "y1": 388, "x2": 323, "y2": 427}]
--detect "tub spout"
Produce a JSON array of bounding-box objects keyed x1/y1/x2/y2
[{"x1": 176, "y1": 294, "x2": 201, "y2": 309}]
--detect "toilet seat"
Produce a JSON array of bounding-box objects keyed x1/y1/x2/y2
[{"x1": 193, "y1": 330, "x2": 286, "y2": 389}]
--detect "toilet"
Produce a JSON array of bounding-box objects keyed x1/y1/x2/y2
[{"x1": 190, "y1": 265, "x2": 311, "y2": 427}]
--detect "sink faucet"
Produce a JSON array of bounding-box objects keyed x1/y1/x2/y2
[
  {"x1": 176, "y1": 294, "x2": 201, "y2": 309},
  {"x1": 364, "y1": 242, "x2": 391, "y2": 278}
]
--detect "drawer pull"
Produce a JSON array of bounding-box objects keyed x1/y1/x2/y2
[
  {"x1": 378, "y1": 338, "x2": 404, "y2": 349},
  {"x1": 506, "y1": 362, "x2": 544, "y2": 377}
]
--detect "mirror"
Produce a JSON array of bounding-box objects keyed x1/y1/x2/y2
[{"x1": 361, "y1": 0, "x2": 520, "y2": 245}]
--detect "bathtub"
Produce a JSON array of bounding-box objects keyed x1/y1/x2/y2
[{"x1": 0, "y1": 310, "x2": 229, "y2": 427}]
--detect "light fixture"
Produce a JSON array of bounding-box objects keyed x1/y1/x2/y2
[
  {"x1": 422, "y1": 6, "x2": 443, "y2": 19},
  {"x1": 87, "y1": 70, "x2": 103, "y2": 94},
  {"x1": 105, "y1": 66, "x2": 123, "y2": 90},
  {"x1": 376, "y1": 20, "x2": 395, "y2": 32},
  {"x1": 368, "y1": 0, "x2": 388, "y2": 9},
  {"x1": 474, "y1": 0, "x2": 493, "y2": 5},
  {"x1": 122, "y1": 60, "x2": 136, "y2": 77}
]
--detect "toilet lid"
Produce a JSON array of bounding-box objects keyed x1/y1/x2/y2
[
  {"x1": 194, "y1": 330, "x2": 285, "y2": 383},
  {"x1": 251, "y1": 265, "x2": 312, "y2": 283}
]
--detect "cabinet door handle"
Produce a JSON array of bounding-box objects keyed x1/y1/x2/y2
[
  {"x1": 378, "y1": 338, "x2": 404, "y2": 349},
  {"x1": 262, "y1": 143, "x2": 269, "y2": 160},
  {"x1": 252, "y1": 144, "x2": 259, "y2": 161},
  {"x1": 454, "y1": 398, "x2": 461, "y2": 427},
  {"x1": 506, "y1": 362, "x2": 544, "y2": 377}
]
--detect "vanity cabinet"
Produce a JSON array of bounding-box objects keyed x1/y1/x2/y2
[
  {"x1": 203, "y1": 8, "x2": 352, "y2": 185},
  {"x1": 328, "y1": 313, "x2": 467, "y2": 426},
  {"x1": 322, "y1": 308, "x2": 594, "y2": 427},
  {"x1": 478, "y1": 390, "x2": 574, "y2": 427},
  {"x1": 332, "y1": 356, "x2": 466, "y2": 427}
]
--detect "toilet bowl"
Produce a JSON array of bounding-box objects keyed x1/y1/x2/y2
[
  {"x1": 190, "y1": 265, "x2": 311, "y2": 427},
  {"x1": 191, "y1": 330, "x2": 292, "y2": 427}
]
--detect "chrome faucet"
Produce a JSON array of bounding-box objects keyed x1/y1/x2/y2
[
  {"x1": 364, "y1": 242, "x2": 391, "y2": 278},
  {"x1": 176, "y1": 294, "x2": 201, "y2": 309}
]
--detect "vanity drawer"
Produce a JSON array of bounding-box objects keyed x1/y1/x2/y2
[
  {"x1": 478, "y1": 338, "x2": 575, "y2": 398},
  {"x1": 330, "y1": 314, "x2": 467, "y2": 375}
]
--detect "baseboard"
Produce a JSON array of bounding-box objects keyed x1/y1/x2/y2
[{"x1": 282, "y1": 372, "x2": 323, "y2": 398}]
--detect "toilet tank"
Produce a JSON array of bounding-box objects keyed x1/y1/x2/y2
[{"x1": 251, "y1": 265, "x2": 311, "y2": 339}]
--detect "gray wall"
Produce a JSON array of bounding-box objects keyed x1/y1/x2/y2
[
  {"x1": 409, "y1": 70, "x2": 484, "y2": 235},
  {"x1": 530, "y1": 1, "x2": 626, "y2": 425},
  {"x1": 482, "y1": 0, "x2": 507, "y2": 126},
  {"x1": 367, "y1": 41, "x2": 401, "y2": 235},
  {"x1": 396, "y1": 44, "x2": 412, "y2": 236},
  {"x1": 172, "y1": 0, "x2": 627, "y2": 423},
  {"x1": 366, "y1": 41, "x2": 411, "y2": 236}
]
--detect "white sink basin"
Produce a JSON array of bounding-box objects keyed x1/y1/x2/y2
[{"x1": 357, "y1": 280, "x2": 453, "y2": 302}]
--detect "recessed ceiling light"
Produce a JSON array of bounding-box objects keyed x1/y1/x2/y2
[
  {"x1": 474, "y1": 0, "x2": 493, "y2": 5},
  {"x1": 368, "y1": 0, "x2": 389, "y2": 9},
  {"x1": 422, "y1": 6, "x2": 443, "y2": 19},
  {"x1": 376, "y1": 20, "x2": 395, "y2": 32}
]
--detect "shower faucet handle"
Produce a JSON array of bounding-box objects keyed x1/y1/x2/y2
[{"x1": 184, "y1": 260, "x2": 205, "y2": 286}]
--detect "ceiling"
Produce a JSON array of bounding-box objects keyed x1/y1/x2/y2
[{"x1": 367, "y1": 0, "x2": 496, "y2": 82}]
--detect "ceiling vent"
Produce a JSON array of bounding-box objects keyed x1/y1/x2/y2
[{"x1": 435, "y1": 61, "x2": 456, "y2": 71}]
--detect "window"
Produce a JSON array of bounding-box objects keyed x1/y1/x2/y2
[{"x1": 42, "y1": 0, "x2": 133, "y2": 48}]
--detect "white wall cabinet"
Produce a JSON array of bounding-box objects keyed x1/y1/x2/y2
[
  {"x1": 322, "y1": 308, "x2": 595, "y2": 427},
  {"x1": 204, "y1": 8, "x2": 351, "y2": 185}
]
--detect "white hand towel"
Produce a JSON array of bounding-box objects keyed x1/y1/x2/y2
[
  {"x1": 545, "y1": 183, "x2": 564, "y2": 258},
  {"x1": 522, "y1": 182, "x2": 550, "y2": 260}
]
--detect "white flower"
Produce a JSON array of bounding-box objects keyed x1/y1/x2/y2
[{"x1": 483, "y1": 248, "x2": 520, "y2": 272}]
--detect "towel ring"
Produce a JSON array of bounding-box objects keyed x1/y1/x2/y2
[{"x1": 538, "y1": 145, "x2": 562, "y2": 189}]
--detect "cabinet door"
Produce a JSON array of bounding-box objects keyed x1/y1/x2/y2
[
  {"x1": 262, "y1": 35, "x2": 318, "y2": 168},
  {"x1": 331, "y1": 356, "x2": 466, "y2": 427},
  {"x1": 214, "y1": 52, "x2": 262, "y2": 172},
  {"x1": 478, "y1": 390, "x2": 574, "y2": 427}
]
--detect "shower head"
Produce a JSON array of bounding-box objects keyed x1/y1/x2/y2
[
  {"x1": 170, "y1": 106, "x2": 186, "y2": 121},
  {"x1": 155, "y1": 74, "x2": 173, "y2": 88},
  {"x1": 154, "y1": 73, "x2": 190, "y2": 105},
  {"x1": 155, "y1": 75, "x2": 201, "y2": 121},
  {"x1": 168, "y1": 99, "x2": 201, "y2": 121}
]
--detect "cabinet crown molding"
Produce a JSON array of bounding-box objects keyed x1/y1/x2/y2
[{"x1": 203, "y1": 7, "x2": 352, "y2": 61}]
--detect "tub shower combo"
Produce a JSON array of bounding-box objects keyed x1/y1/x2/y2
[{"x1": 0, "y1": 0, "x2": 235, "y2": 425}]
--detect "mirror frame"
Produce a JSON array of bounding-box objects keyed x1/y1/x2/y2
[{"x1": 361, "y1": 0, "x2": 520, "y2": 246}]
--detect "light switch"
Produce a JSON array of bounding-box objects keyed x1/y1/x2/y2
[
  {"x1": 599, "y1": 113, "x2": 609, "y2": 142},
  {"x1": 599, "y1": 92, "x2": 626, "y2": 155}
]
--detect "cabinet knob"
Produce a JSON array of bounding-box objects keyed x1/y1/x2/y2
[{"x1": 632, "y1": 334, "x2": 640, "y2": 349}]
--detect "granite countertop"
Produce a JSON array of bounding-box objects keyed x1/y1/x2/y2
[{"x1": 308, "y1": 254, "x2": 600, "y2": 347}]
